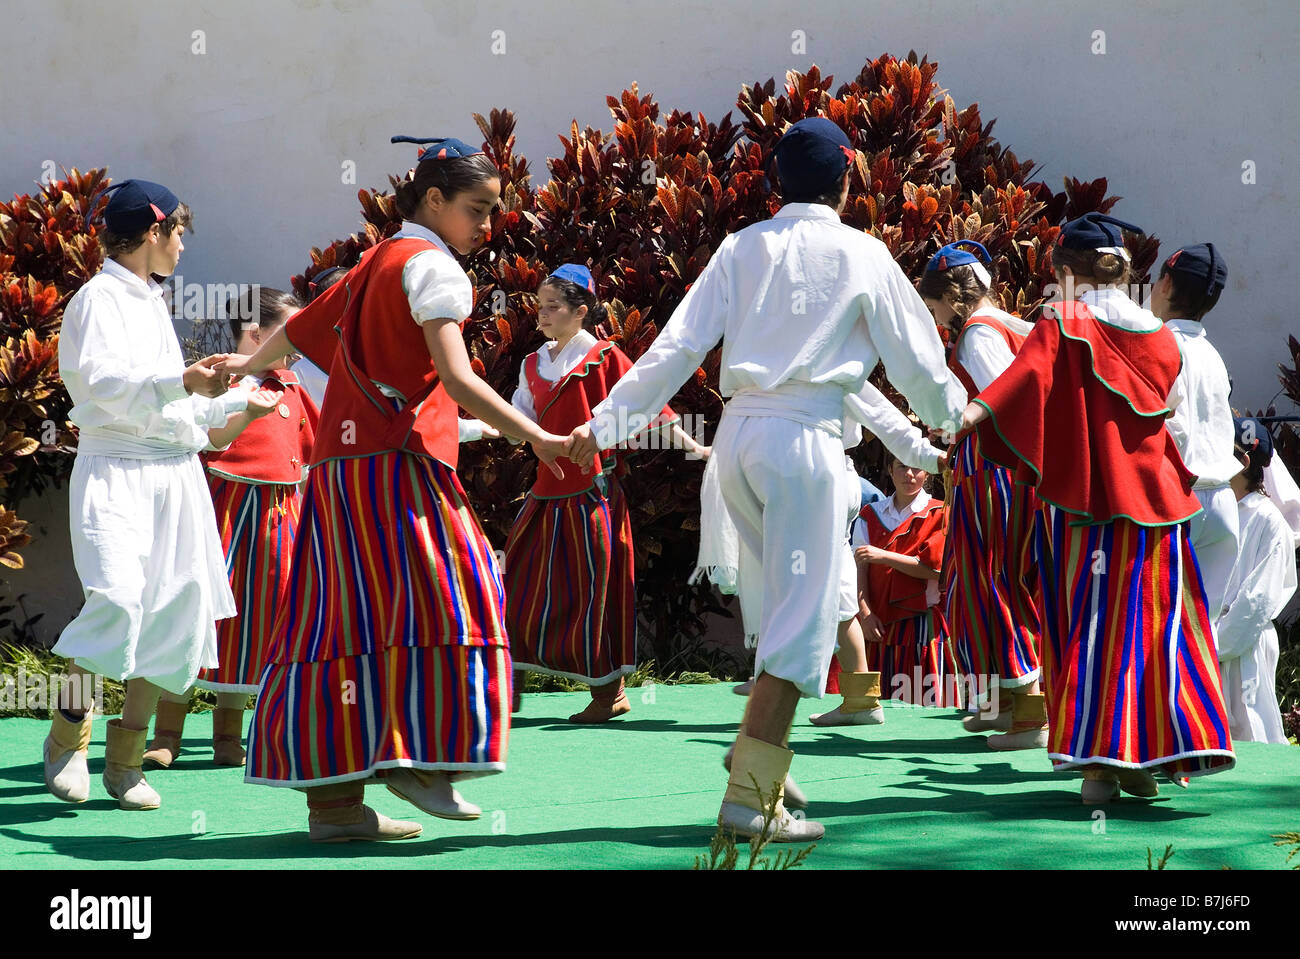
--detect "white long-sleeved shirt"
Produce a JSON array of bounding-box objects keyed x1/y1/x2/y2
[
  {"x1": 1163, "y1": 319, "x2": 1242, "y2": 488},
  {"x1": 843, "y1": 382, "x2": 944, "y2": 473},
  {"x1": 954, "y1": 307, "x2": 1035, "y2": 393},
  {"x1": 1217, "y1": 492, "x2": 1297, "y2": 661},
  {"x1": 511, "y1": 330, "x2": 599, "y2": 423},
  {"x1": 1216, "y1": 491, "x2": 1297, "y2": 743},
  {"x1": 587, "y1": 203, "x2": 966, "y2": 447},
  {"x1": 60, "y1": 258, "x2": 249, "y2": 458}
]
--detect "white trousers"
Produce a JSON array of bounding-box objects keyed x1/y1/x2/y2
[
  {"x1": 1190, "y1": 485, "x2": 1241, "y2": 629},
  {"x1": 714, "y1": 412, "x2": 853, "y2": 697},
  {"x1": 1219, "y1": 627, "x2": 1288, "y2": 744},
  {"x1": 53, "y1": 453, "x2": 235, "y2": 695}
]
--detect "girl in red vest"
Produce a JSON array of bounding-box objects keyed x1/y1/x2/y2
[
  {"x1": 963, "y1": 213, "x2": 1234, "y2": 803},
  {"x1": 505, "y1": 265, "x2": 708, "y2": 722},
  {"x1": 144, "y1": 287, "x2": 319, "y2": 770},
  {"x1": 918, "y1": 241, "x2": 1046, "y2": 749},
  {"x1": 851, "y1": 454, "x2": 957, "y2": 707},
  {"x1": 217, "y1": 135, "x2": 574, "y2": 841}
]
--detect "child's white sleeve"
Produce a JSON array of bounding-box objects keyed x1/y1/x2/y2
[
  {"x1": 506, "y1": 364, "x2": 537, "y2": 445},
  {"x1": 404, "y1": 250, "x2": 474, "y2": 323},
  {"x1": 862, "y1": 258, "x2": 968, "y2": 432},
  {"x1": 586, "y1": 238, "x2": 731, "y2": 449},
  {"x1": 843, "y1": 382, "x2": 943, "y2": 473},
  {"x1": 954, "y1": 325, "x2": 1016, "y2": 395},
  {"x1": 849, "y1": 516, "x2": 869, "y2": 550},
  {"x1": 60, "y1": 287, "x2": 191, "y2": 418},
  {"x1": 1216, "y1": 517, "x2": 1298, "y2": 660},
  {"x1": 458, "y1": 418, "x2": 486, "y2": 443}
]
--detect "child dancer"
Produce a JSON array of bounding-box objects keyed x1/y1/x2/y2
[
  {"x1": 143, "y1": 287, "x2": 319, "y2": 769},
  {"x1": 963, "y1": 213, "x2": 1235, "y2": 803},
  {"x1": 1149, "y1": 243, "x2": 1242, "y2": 628},
  {"x1": 918, "y1": 241, "x2": 1045, "y2": 748},
  {"x1": 504, "y1": 264, "x2": 705, "y2": 723},
  {"x1": 850, "y1": 455, "x2": 956, "y2": 708},
  {"x1": 220, "y1": 135, "x2": 574, "y2": 842},
  {"x1": 1216, "y1": 418, "x2": 1297, "y2": 743},
  {"x1": 44, "y1": 180, "x2": 279, "y2": 810},
  {"x1": 569, "y1": 118, "x2": 967, "y2": 841}
]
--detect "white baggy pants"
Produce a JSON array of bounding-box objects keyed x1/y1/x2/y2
[{"x1": 1190, "y1": 485, "x2": 1241, "y2": 631}]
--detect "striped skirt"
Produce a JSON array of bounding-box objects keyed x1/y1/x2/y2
[
  {"x1": 944, "y1": 432, "x2": 1042, "y2": 692},
  {"x1": 245, "y1": 452, "x2": 511, "y2": 787},
  {"x1": 504, "y1": 478, "x2": 636, "y2": 686},
  {"x1": 873, "y1": 610, "x2": 962, "y2": 708},
  {"x1": 1032, "y1": 506, "x2": 1235, "y2": 777},
  {"x1": 196, "y1": 478, "x2": 301, "y2": 694}
]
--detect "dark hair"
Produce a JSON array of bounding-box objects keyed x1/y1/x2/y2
[
  {"x1": 1052, "y1": 245, "x2": 1131, "y2": 288},
  {"x1": 779, "y1": 168, "x2": 848, "y2": 207},
  {"x1": 1233, "y1": 443, "x2": 1267, "y2": 495},
  {"x1": 394, "y1": 154, "x2": 500, "y2": 220},
  {"x1": 100, "y1": 202, "x2": 193, "y2": 257},
  {"x1": 1159, "y1": 265, "x2": 1222, "y2": 321},
  {"x1": 883, "y1": 451, "x2": 935, "y2": 495},
  {"x1": 227, "y1": 286, "x2": 302, "y2": 346},
  {"x1": 306, "y1": 266, "x2": 348, "y2": 303},
  {"x1": 538, "y1": 275, "x2": 608, "y2": 328},
  {"x1": 917, "y1": 263, "x2": 994, "y2": 325}
]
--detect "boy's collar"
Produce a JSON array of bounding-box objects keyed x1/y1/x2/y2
[
  {"x1": 774, "y1": 203, "x2": 842, "y2": 222},
  {"x1": 1165, "y1": 318, "x2": 1206, "y2": 336},
  {"x1": 102, "y1": 257, "x2": 164, "y2": 299}
]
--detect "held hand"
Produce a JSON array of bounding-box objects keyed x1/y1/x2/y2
[
  {"x1": 244, "y1": 388, "x2": 280, "y2": 419},
  {"x1": 479, "y1": 424, "x2": 502, "y2": 440},
  {"x1": 568, "y1": 423, "x2": 600, "y2": 472},
  {"x1": 937, "y1": 451, "x2": 949, "y2": 471},
  {"x1": 184, "y1": 356, "x2": 232, "y2": 397},
  {"x1": 212, "y1": 353, "x2": 253, "y2": 379},
  {"x1": 696, "y1": 444, "x2": 712, "y2": 461},
  {"x1": 854, "y1": 545, "x2": 884, "y2": 567},
  {"x1": 533, "y1": 433, "x2": 570, "y2": 480},
  {"x1": 862, "y1": 612, "x2": 885, "y2": 644}
]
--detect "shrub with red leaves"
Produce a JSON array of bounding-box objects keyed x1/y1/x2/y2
[
  {"x1": 293, "y1": 53, "x2": 1164, "y2": 670},
  {"x1": 0, "y1": 168, "x2": 108, "y2": 568}
]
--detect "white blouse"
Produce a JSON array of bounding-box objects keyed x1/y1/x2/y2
[
  {"x1": 60, "y1": 258, "x2": 249, "y2": 458},
  {"x1": 511, "y1": 329, "x2": 599, "y2": 423},
  {"x1": 954, "y1": 307, "x2": 1035, "y2": 394}
]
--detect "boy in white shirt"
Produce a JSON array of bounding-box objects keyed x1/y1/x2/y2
[
  {"x1": 1150, "y1": 243, "x2": 1242, "y2": 627},
  {"x1": 568, "y1": 118, "x2": 966, "y2": 841},
  {"x1": 44, "y1": 179, "x2": 278, "y2": 811}
]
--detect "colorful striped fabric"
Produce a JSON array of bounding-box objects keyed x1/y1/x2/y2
[
  {"x1": 943, "y1": 431, "x2": 1042, "y2": 693},
  {"x1": 504, "y1": 478, "x2": 636, "y2": 686},
  {"x1": 1032, "y1": 505, "x2": 1235, "y2": 777},
  {"x1": 196, "y1": 478, "x2": 301, "y2": 693},
  {"x1": 246, "y1": 452, "x2": 511, "y2": 786},
  {"x1": 871, "y1": 610, "x2": 963, "y2": 708}
]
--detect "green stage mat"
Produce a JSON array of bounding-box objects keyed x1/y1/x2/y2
[{"x1": 2, "y1": 684, "x2": 1297, "y2": 870}]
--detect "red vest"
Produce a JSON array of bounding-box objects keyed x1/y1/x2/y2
[
  {"x1": 283, "y1": 237, "x2": 463, "y2": 469},
  {"x1": 201, "y1": 369, "x2": 319, "y2": 484},
  {"x1": 525, "y1": 340, "x2": 677, "y2": 498},
  {"x1": 861, "y1": 499, "x2": 947, "y2": 625},
  {"x1": 975, "y1": 300, "x2": 1199, "y2": 526},
  {"x1": 948, "y1": 311, "x2": 1031, "y2": 400}
]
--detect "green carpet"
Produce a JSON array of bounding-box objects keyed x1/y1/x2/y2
[{"x1": 2, "y1": 684, "x2": 1297, "y2": 870}]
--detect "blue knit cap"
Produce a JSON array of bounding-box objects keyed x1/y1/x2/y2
[
  {"x1": 925, "y1": 241, "x2": 994, "y2": 289},
  {"x1": 1164, "y1": 243, "x2": 1227, "y2": 296},
  {"x1": 99, "y1": 179, "x2": 179, "y2": 234},
  {"x1": 548, "y1": 263, "x2": 595, "y2": 293},
  {"x1": 391, "y1": 135, "x2": 484, "y2": 162},
  {"x1": 1058, "y1": 212, "x2": 1143, "y2": 257},
  {"x1": 772, "y1": 117, "x2": 855, "y2": 200}
]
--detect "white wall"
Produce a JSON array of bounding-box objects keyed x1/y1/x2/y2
[{"x1": 3, "y1": 0, "x2": 1298, "y2": 632}]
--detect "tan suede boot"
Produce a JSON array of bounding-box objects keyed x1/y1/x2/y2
[
  {"x1": 212, "y1": 707, "x2": 246, "y2": 766},
  {"x1": 717, "y1": 734, "x2": 824, "y2": 843},
  {"x1": 103, "y1": 719, "x2": 161, "y2": 810},
  {"x1": 568, "y1": 678, "x2": 631, "y2": 723},
  {"x1": 44, "y1": 708, "x2": 93, "y2": 803},
  {"x1": 962, "y1": 692, "x2": 1014, "y2": 733},
  {"x1": 142, "y1": 700, "x2": 188, "y2": 769},
  {"x1": 810, "y1": 671, "x2": 885, "y2": 726},
  {"x1": 986, "y1": 692, "x2": 1049, "y2": 750},
  {"x1": 307, "y1": 782, "x2": 422, "y2": 843}
]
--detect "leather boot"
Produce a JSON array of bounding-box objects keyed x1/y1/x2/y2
[
  {"x1": 569, "y1": 677, "x2": 631, "y2": 723},
  {"x1": 143, "y1": 699, "x2": 188, "y2": 769},
  {"x1": 212, "y1": 707, "x2": 246, "y2": 766},
  {"x1": 810, "y1": 671, "x2": 885, "y2": 726},
  {"x1": 44, "y1": 708, "x2": 93, "y2": 803},
  {"x1": 307, "y1": 781, "x2": 422, "y2": 842},
  {"x1": 717, "y1": 734, "x2": 824, "y2": 842},
  {"x1": 103, "y1": 719, "x2": 161, "y2": 810},
  {"x1": 986, "y1": 692, "x2": 1049, "y2": 750}
]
